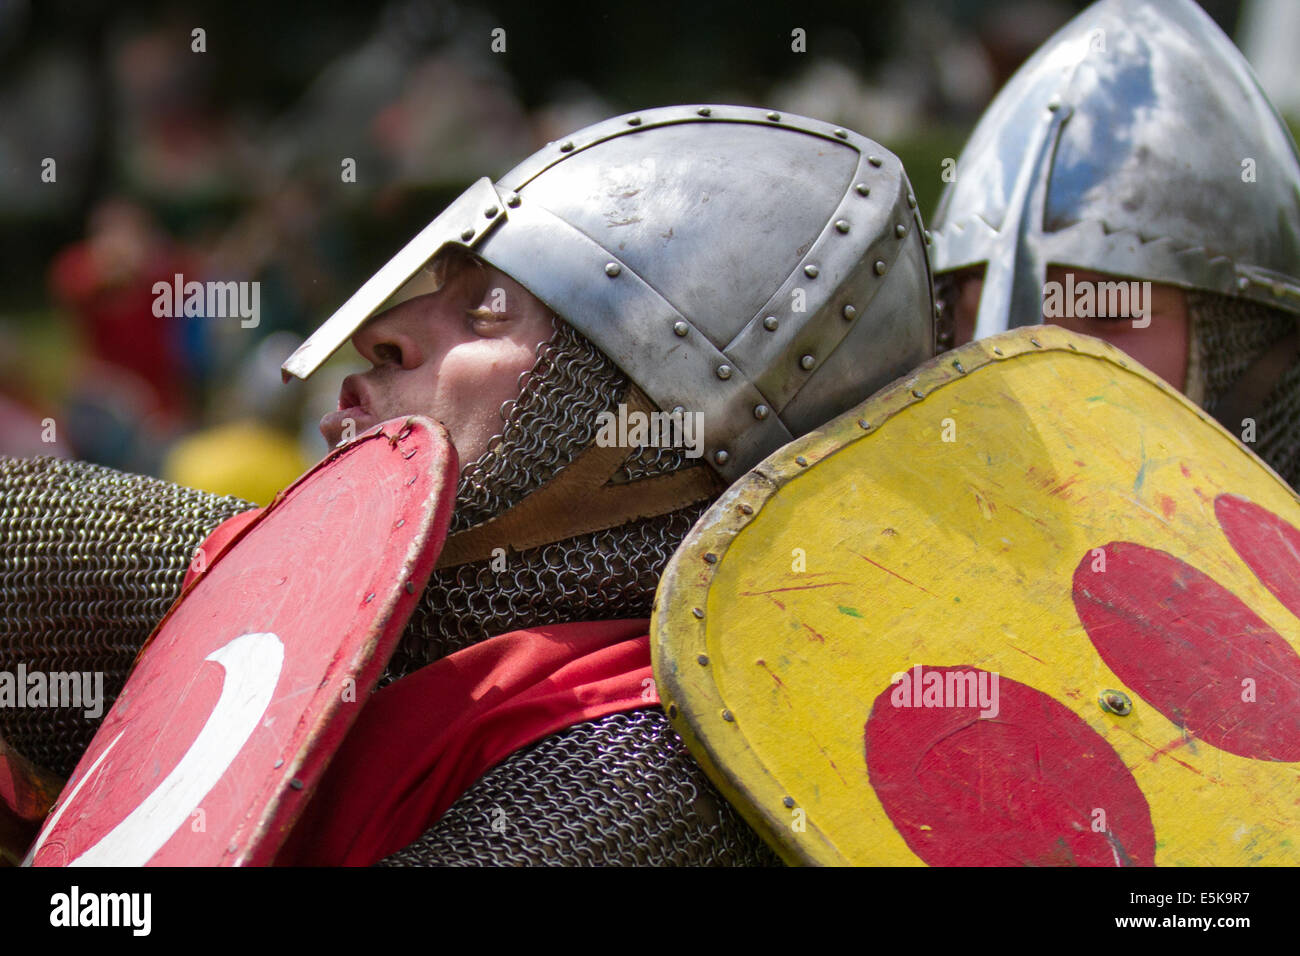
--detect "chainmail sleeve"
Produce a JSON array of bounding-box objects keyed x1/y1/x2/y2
[
  {"x1": 0, "y1": 455, "x2": 255, "y2": 776},
  {"x1": 376, "y1": 708, "x2": 783, "y2": 867}
]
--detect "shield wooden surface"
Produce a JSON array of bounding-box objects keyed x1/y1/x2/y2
[
  {"x1": 27, "y1": 416, "x2": 456, "y2": 866},
  {"x1": 652, "y1": 326, "x2": 1300, "y2": 866}
]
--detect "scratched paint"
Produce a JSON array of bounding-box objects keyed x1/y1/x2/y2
[
  {"x1": 1075, "y1": 542, "x2": 1300, "y2": 761},
  {"x1": 71, "y1": 633, "x2": 284, "y2": 866},
  {"x1": 1216, "y1": 493, "x2": 1300, "y2": 619},
  {"x1": 865, "y1": 666, "x2": 1156, "y2": 867}
]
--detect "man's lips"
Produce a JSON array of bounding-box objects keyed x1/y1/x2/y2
[
  {"x1": 320, "y1": 406, "x2": 377, "y2": 446},
  {"x1": 320, "y1": 376, "x2": 376, "y2": 445}
]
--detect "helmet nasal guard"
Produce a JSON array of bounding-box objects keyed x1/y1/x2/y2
[{"x1": 930, "y1": 0, "x2": 1300, "y2": 340}]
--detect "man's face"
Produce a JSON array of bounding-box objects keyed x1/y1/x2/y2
[
  {"x1": 319, "y1": 253, "x2": 556, "y2": 467},
  {"x1": 950, "y1": 266, "x2": 1190, "y2": 391}
]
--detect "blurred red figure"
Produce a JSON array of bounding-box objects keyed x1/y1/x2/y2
[{"x1": 48, "y1": 198, "x2": 195, "y2": 423}]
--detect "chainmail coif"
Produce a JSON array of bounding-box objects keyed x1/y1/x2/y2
[{"x1": 1189, "y1": 290, "x2": 1300, "y2": 490}]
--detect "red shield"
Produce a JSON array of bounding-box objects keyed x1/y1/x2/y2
[{"x1": 26, "y1": 416, "x2": 456, "y2": 866}]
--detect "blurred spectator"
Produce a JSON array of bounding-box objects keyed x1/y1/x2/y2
[{"x1": 48, "y1": 197, "x2": 196, "y2": 422}]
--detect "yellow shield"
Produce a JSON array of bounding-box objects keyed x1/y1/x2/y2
[{"x1": 651, "y1": 326, "x2": 1300, "y2": 866}]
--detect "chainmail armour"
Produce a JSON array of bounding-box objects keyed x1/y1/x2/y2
[
  {"x1": 0, "y1": 456, "x2": 252, "y2": 776},
  {"x1": 1189, "y1": 291, "x2": 1300, "y2": 490},
  {"x1": 0, "y1": 317, "x2": 778, "y2": 865},
  {"x1": 380, "y1": 709, "x2": 780, "y2": 866}
]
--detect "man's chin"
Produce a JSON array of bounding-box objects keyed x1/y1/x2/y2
[{"x1": 320, "y1": 406, "x2": 377, "y2": 447}]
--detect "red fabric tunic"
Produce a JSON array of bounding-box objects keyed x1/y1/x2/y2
[{"x1": 277, "y1": 619, "x2": 658, "y2": 866}]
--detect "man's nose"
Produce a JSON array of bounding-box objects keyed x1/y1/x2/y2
[{"x1": 351, "y1": 305, "x2": 427, "y2": 371}]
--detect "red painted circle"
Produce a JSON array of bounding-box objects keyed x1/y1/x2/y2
[
  {"x1": 864, "y1": 666, "x2": 1155, "y2": 866},
  {"x1": 1216, "y1": 493, "x2": 1300, "y2": 619},
  {"x1": 1074, "y1": 542, "x2": 1300, "y2": 761}
]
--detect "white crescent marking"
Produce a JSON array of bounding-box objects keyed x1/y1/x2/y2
[{"x1": 28, "y1": 632, "x2": 284, "y2": 867}]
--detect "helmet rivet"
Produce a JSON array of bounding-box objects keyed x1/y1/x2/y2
[
  {"x1": 627, "y1": 116, "x2": 642, "y2": 126},
  {"x1": 874, "y1": 260, "x2": 887, "y2": 275},
  {"x1": 800, "y1": 354, "x2": 816, "y2": 370},
  {"x1": 673, "y1": 321, "x2": 689, "y2": 337},
  {"x1": 697, "y1": 106, "x2": 712, "y2": 116},
  {"x1": 754, "y1": 404, "x2": 770, "y2": 420},
  {"x1": 1047, "y1": 97, "x2": 1061, "y2": 112},
  {"x1": 834, "y1": 128, "x2": 848, "y2": 139},
  {"x1": 1237, "y1": 276, "x2": 1250, "y2": 290},
  {"x1": 804, "y1": 264, "x2": 819, "y2": 278},
  {"x1": 842, "y1": 303, "x2": 857, "y2": 320},
  {"x1": 894, "y1": 223, "x2": 907, "y2": 238},
  {"x1": 484, "y1": 205, "x2": 499, "y2": 218},
  {"x1": 763, "y1": 315, "x2": 779, "y2": 331},
  {"x1": 907, "y1": 193, "x2": 917, "y2": 209},
  {"x1": 855, "y1": 183, "x2": 870, "y2": 196},
  {"x1": 868, "y1": 155, "x2": 883, "y2": 167},
  {"x1": 460, "y1": 228, "x2": 475, "y2": 242},
  {"x1": 766, "y1": 111, "x2": 781, "y2": 121},
  {"x1": 605, "y1": 262, "x2": 622, "y2": 277},
  {"x1": 924, "y1": 230, "x2": 932, "y2": 245},
  {"x1": 835, "y1": 219, "x2": 850, "y2": 234},
  {"x1": 560, "y1": 141, "x2": 575, "y2": 152},
  {"x1": 506, "y1": 193, "x2": 521, "y2": 208},
  {"x1": 716, "y1": 364, "x2": 733, "y2": 380},
  {"x1": 714, "y1": 449, "x2": 730, "y2": 465}
]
